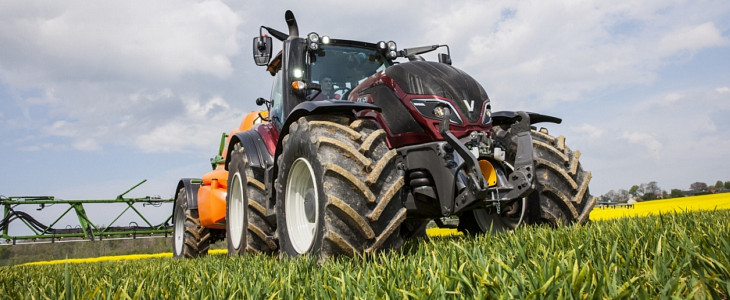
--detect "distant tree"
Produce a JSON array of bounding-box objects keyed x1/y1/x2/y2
[
  {"x1": 642, "y1": 192, "x2": 658, "y2": 201},
  {"x1": 629, "y1": 185, "x2": 641, "y2": 198},
  {"x1": 715, "y1": 180, "x2": 724, "y2": 189},
  {"x1": 617, "y1": 189, "x2": 629, "y2": 202},
  {"x1": 602, "y1": 190, "x2": 616, "y2": 202},
  {"x1": 643, "y1": 181, "x2": 661, "y2": 196},
  {"x1": 670, "y1": 189, "x2": 684, "y2": 198},
  {"x1": 690, "y1": 182, "x2": 708, "y2": 193}
]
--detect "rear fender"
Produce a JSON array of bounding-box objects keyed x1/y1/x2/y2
[
  {"x1": 175, "y1": 178, "x2": 201, "y2": 210},
  {"x1": 226, "y1": 125, "x2": 277, "y2": 215},
  {"x1": 275, "y1": 100, "x2": 381, "y2": 157},
  {"x1": 226, "y1": 127, "x2": 275, "y2": 172}
]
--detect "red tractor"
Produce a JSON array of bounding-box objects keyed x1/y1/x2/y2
[{"x1": 172, "y1": 11, "x2": 594, "y2": 260}]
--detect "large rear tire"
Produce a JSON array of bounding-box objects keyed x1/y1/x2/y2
[
  {"x1": 172, "y1": 187, "x2": 210, "y2": 258},
  {"x1": 275, "y1": 116, "x2": 406, "y2": 260},
  {"x1": 527, "y1": 129, "x2": 594, "y2": 226},
  {"x1": 226, "y1": 142, "x2": 277, "y2": 255}
]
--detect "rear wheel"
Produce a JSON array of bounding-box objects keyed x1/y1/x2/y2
[
  {"x1": 226, "y1": 142, "x2": 277, "y2": 255},
  {"x1": 172, "y1": 187, "x2": 210, "y2": 258},
  {"x1": 528, "y1": 129, "x2": 594, "y2": 226},
  {"x1": 276, "y1": 116, "x2": 406, "y2": 260}
]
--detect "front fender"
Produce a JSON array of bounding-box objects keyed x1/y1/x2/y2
[
  {"x1": 175, "y1": 178, "x2": 201, "y2": 210},
  {"x1": 492, "y1": 111, "x2": 562, "y2": 126}
]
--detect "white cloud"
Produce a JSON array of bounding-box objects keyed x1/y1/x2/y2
[
  {"x1": 572, "y1": 124, "x2": 604, "y2": 139},
  {"x1": 663, "y1": 93, "x2": 683, "y2": 104},
  {"x1": 658, "y1": 22, "x2": 728, "y2": 56},
  {"x1": 72, "y1": 139, "x2": 101, "y2": 152},
  {"x1": 428, "y1": 1, "x2": 730, "y2": 111},
  {"x1": 0, "y1": 1, "x2": 246, "y2": 154},
  {"x1": 620, "y1": 131, "x2": 662, "y2": 157},
  {"x1": 134, "y1": 95, "x2": 241, "y2": 153},
  {"x1": 0, "y1": 1, "x2": 241, "y2": 86},
  {"x1": 47, "y1": 120, "x2": 77, "y2": 137}
]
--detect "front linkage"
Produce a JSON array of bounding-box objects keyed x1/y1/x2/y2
[{"x1": 438, "y1": 109, "x2": 535, "y2": 215}]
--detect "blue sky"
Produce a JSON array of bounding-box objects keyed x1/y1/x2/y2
[{"x1": 1, "y1": 0, "x2": 729, "y2": 206}]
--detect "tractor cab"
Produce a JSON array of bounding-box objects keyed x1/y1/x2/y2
[{"x1": 254, "y1": 27, "x2": 397, "y2": 131}]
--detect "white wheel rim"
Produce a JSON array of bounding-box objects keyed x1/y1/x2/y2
[
  {"x1": 229, "y1": 172, "x2": 245, "y2": 249},
  {"x1": 173, "y1": 200, "x2": 184, "y2": 255},
  {"x1": 286, "y1": 157, "x2": 318, "y2": 254}
]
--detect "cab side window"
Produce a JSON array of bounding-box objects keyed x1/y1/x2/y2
[{"x1": 269, "y1": 70, "x2": 284, "y2": 129}]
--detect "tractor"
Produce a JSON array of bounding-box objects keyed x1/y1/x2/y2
[{"x1": 172, "y1": 10, "x2": 594, "y2": 260}]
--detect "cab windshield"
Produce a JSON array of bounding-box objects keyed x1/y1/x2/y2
[{"x1": 307, "y1": 44, "x2": 390, "y2": 100}]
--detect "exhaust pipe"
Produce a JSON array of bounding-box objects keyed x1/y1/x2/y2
[{"x1": 284, "y1": 10, "x2": 299, "y2": 40}]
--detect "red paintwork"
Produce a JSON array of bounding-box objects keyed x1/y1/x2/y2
[
  {"x1": 351, "y1": 70, "x2": 492, "y2": 149},
  {"x1": 255, "y1": 123, "x2": 279, "y2": 156}
]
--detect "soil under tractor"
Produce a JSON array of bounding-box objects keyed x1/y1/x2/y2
[{"x1": 172, "y1": 10, "x2": 594, "y2": 260}]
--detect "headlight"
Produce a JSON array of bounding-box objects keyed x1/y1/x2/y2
[
  {"x1": 411, "y1": 98, "x2": 463, "y2": 125},
  {"x1": 307, "y1": 32, "x2": 320, "y2": 51},
  {"x1": 387, "y1": 41, "x2": 397, "y2": 51},
  {"x1": 482, "y1": 100, "x2": 492, "y2": 125},
  {"x1": 386, "y1": 41, "x2": 398, "y2": 59},
  {"x1": 377, "y1": 41, "x2": 387, "y2": 50}
]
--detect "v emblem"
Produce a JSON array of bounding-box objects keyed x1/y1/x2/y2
[{"x1": 462, "y1": 100, "x2": 475, "y2": 113}]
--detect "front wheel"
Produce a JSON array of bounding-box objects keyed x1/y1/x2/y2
[
  {"x1": 275, "y1": 116, "x2": 406, "y2": 260},
  {"x1": 226, "y1": 142, "x2": 277, "y2": 255},
  {"x1": 172, "y1": 187, "x2": 210, "y2": 259}
]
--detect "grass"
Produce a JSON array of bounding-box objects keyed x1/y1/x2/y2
[{"x1": 2, "y1": 209, "x2": 728, "y2": 299}]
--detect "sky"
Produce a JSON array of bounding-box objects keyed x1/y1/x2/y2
[{"x1": 1, "y1": 0, "x2": 729, "y2": 209}]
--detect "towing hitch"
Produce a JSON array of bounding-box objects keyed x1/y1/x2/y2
[{"x1": 438, "y1": 109, "x2": 534, "y2": 213}]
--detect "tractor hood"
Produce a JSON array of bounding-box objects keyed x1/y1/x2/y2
[{"x1": 385, "y1": 61, "x2": 490, "y2": 123}]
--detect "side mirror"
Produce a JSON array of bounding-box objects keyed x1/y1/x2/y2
[
  {"x1": 253, "y1": 36, "x2": 272, "y2": 66},
  {"x1": 438, "y1": 53, "x2": 452, "y2": 65}
]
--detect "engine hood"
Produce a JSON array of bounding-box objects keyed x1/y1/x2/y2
[{"x1": 384, "y1": 61, "x2": 489, "y2": 123}]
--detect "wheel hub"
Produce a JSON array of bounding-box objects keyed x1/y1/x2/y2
[{"x1": 304, "y1": 189, "x2": 316, "y2": 223}]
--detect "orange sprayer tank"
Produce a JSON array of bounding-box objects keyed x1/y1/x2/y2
[{"x1": 196, "y1": 110, "x2": 268, "y2": 228}]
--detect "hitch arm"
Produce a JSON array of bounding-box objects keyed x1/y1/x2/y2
[
  {"x1": 501, "y1": 111, "x2": 535, "y2": 200},
  {"x1": 438, "y1": 109, "x2": 488, "y2": 199}
]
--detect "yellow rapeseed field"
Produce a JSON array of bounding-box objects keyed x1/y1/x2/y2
[{"x1": 589, "y1": 193, "x2": 730, "y2": 220}]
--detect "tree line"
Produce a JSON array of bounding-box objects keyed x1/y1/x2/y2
[{"x1": 600, "y1": 180, "x2": 730, "y2": 203}]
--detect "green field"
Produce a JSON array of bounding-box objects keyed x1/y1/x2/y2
[{"x1": 1, "y1": 209, "x2": 728, "y2": 299}]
